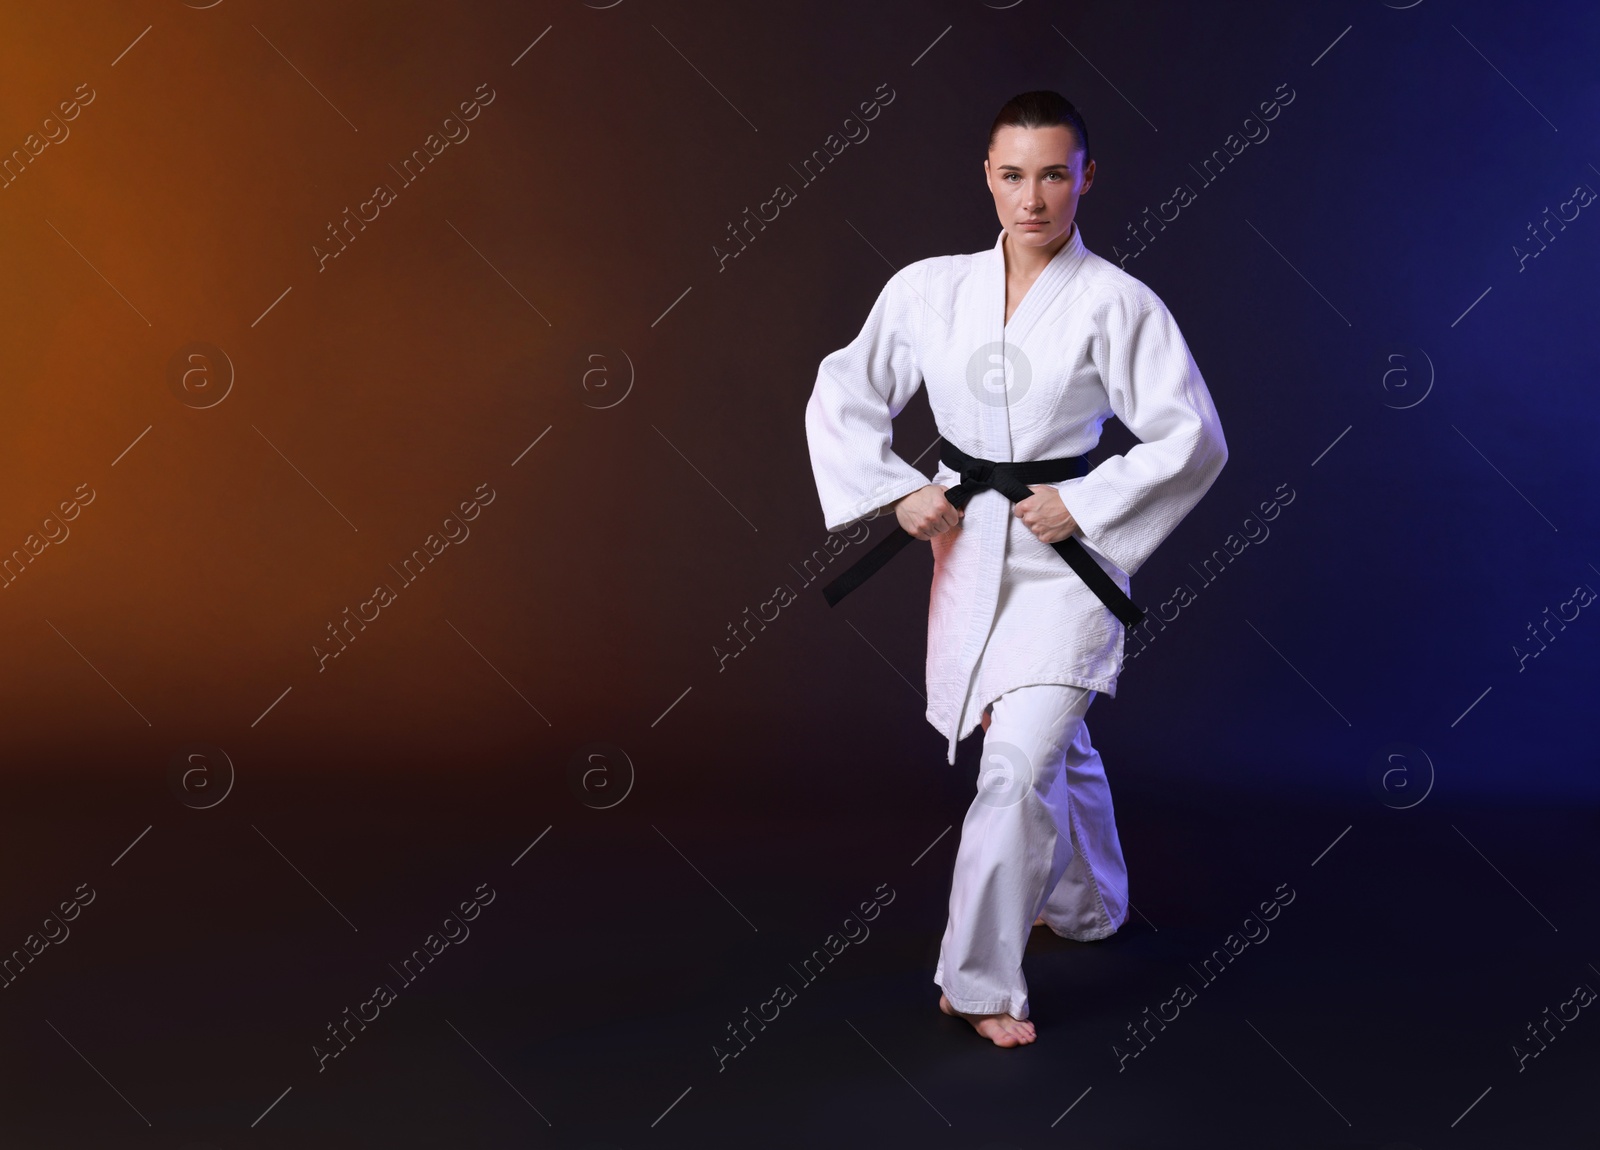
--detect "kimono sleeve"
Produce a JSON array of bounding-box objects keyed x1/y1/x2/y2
[
  {"x1": 804, "y1": 270, "x2": 932, "y2": 533},
  {"x1": 1058, "y1": 290, "x2": 1228, "y2": 576}
]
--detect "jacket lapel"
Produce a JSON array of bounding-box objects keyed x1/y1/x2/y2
[{"x1": 1003, "y1": 220, "x2": 1089, "y2": 345}]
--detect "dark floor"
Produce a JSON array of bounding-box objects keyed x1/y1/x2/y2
[{"x1": 2, "y1": 727, "x2": 1596, "y2": 1150}]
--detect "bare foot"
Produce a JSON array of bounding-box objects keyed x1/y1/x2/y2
[{"x1": 939, "y1": 993, "x2": 1036, "y2": 1046}]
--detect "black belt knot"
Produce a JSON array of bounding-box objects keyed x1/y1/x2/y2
[{"x1": 820, "y1": 438, "x2": 1146, "y2": 627}]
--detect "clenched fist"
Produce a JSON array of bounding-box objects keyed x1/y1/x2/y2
[
  {"x1": 1013, "y1": 485, "x2": 1079, "y2": 545},
  {"x1": 894, "y1": 484, "x2": 963, "y2": 540}
]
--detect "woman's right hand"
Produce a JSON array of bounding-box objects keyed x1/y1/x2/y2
[{"x1": 894, "y1": 484, "x2": 963, "y2": 540}]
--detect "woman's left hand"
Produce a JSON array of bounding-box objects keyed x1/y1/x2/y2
[{"x1": 1014, "y1": 485, "x2": 1079, "y2": 545}]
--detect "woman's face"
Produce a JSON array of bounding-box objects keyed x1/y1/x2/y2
[{"x1": 983, "y1": 124, "x2": 1094, "y2": 254}]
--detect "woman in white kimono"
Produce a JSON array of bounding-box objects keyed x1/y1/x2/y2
[{"x1": 805, "y1": 91, "x2": 1228, "y2": 1046}]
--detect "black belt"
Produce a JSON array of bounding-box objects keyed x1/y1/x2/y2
[{"x1": 821, "y1": 440, "x2": 1146, "y2": 626}]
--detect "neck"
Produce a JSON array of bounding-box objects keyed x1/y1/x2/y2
[{"x1": 1004, "y1": 221, "x2": 1073, "y2": 277}]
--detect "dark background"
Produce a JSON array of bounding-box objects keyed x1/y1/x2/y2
[{"x1": 0, "y1": 1, "x2": 1595, "y2": 1147}]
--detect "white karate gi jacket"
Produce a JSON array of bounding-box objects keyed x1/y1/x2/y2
[{"x1": 806, "y1": 223, "x2": 1228, "y2": 763}]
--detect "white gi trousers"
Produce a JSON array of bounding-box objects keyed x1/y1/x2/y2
[{"x1": 933, "y1": 669, "x2": 1131, "y2": 1019}]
